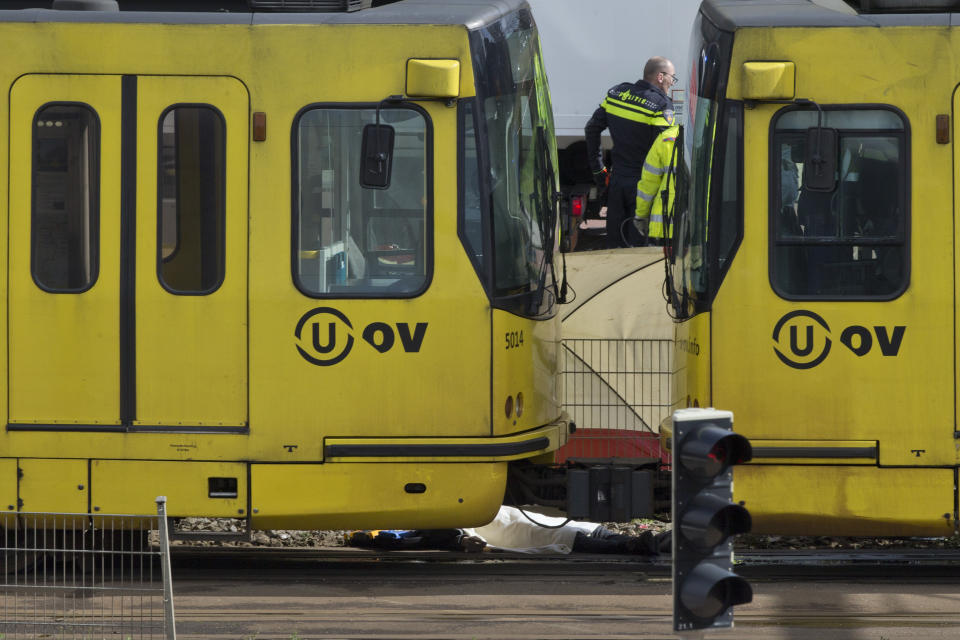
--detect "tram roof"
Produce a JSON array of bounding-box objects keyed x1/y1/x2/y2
[
  {"x1": 702, "y1": 0, "x2": 960, "y2": 30},
  {"x1": 0, "y1": 0, "x2": 529, "y2": 29}
]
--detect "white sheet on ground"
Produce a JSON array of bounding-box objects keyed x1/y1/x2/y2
[{"x1": 462, "y1": 506, "x2": 599, "y2": 554}]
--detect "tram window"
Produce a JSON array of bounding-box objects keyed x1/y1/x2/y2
[
  {"x1": 771, "y1": 108, "x2": 908, "y2": 299},
  {"x1": 294, "y1": 106, "x2": 430, "y2": 297},
  {"x1": 460, "y1": 100, "x2": 486, "y2": 275},
  {"x1": 32, "y1": 104, "x2": 99, "y2": 293},
  {"x1": 158, "y1": 106, "x2": 226, "y2": 294},
  {"x1": 715, "y1": 103, "x2": 743, "y2": 279}
]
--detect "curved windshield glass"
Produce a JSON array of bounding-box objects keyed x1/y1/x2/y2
[
  {"x1": 471, "y1": 9, "x2": 560, "y2": 318},
  {"x1": 669, "y1": 13, "x2": 733, "y2": 319}
]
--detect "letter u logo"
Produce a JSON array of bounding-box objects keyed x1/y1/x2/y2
[
  {"x1": 772, "y1": 309, "x2": 832, "y2": 370},
  {"x1": 790, "y1": 325, "x2": 814, "y2": 357},
  {"x1": 295, "y1": 307, "x2": 354, "y2": 366},
  {"x1": 313, "y1": 322, "x2": 338, "y2": 354}
]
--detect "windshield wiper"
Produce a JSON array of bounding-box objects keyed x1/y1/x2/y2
[{"x1": 526, "y1": 130, "x2": 560, "y2": 317}]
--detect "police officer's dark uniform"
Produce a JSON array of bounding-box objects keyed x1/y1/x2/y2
[{"x1": 585, "y1": 79, "x2": 674, "y2": 248}]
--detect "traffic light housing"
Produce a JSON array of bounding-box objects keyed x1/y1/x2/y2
[{"x1": 672, "y1": 408, "x2": 753, "y2": 631}]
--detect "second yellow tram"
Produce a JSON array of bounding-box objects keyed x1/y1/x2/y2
[{"x1": 670, "y1": 0, "x2": 960, "y2": 536}]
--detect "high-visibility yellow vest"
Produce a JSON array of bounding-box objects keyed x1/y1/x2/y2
[{"x1": 635, "y1": 125, "x2": 680, "y2": 239}]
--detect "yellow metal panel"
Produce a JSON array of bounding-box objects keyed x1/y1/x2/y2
[
  {"x1": 0, "y1": 22, "x2": 475, "y2": 101},
  {"x1": 406, "y1": 59, "x2": 460, "y2": 98},
  {"x1": 741, "y1": 61, "x2": 795, "y2": 100},
  {"x1": 0, "y1": 19, "x2": 492, "y2": 471},
  {"x1": 0, "y1": 459, "x2": 17, "y2": 513},
  {"x1": 736, "y1": 465, "x2": 954, "y2": 536},
  {"x1": 8, "y1": 74, "x2": 122, "y2": 425},
  {"x1": 671, "y1": 313, "x2": 711, "y2": 413},
  {"x1": 134, "y1": 76, "x2": 249, "y2": 427},
  {"x1": 248, "y1": 101, "x2": 490, "y2": 454},
  {"x1": 953, "y1": 86, "x2": 960, "y2": 465},
  {"x1": 491, "y1": 310, "x2": 563, "y2": 436},
  {"x1": 681, "y1": 24, "x2": 960, "y2": 536},
  {"x1": 92, "y1": 460, "x2": 247, "y2": 517},
  {"x1": 19, "y1": 459, "x2": 88, "y2": 513},
  {"x1": 251, "y1": 462, "x2": 505, "y2": 530},
  {"x1": 3, "y1": 430, "x2": 254, "y2": 466},
  {"x1": 713, "y1": 32, "x2": 955, "y2": 466}
]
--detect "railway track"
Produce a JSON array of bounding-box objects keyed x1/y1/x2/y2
[
  {"x1": 170, "y1": 544, "x2": 960, "y2": 572},
  {"x1": 163, "y1": 546, "x2": 960, "y2": 639}
]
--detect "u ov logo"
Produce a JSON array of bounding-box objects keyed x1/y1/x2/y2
[
  {"x1": 772, "y1": 310, "x2": 832, "y2": 369},
  {"x1": 295, "y1": 307, "x2": 428, "y2": 367},
  {"x1": 772, "y1": 310, "x2": 906, "y2": 370}
]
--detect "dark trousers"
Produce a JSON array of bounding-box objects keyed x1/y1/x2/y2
[
  {"x1": 572, "y1": 526, "x2": 657, "y2": 554},
  {"x1": 604, "y1": 173, "x2": 643, "y2": 248}
]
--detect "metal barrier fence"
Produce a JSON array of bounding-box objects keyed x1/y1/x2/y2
[
  {"x1": 560, "y1": 338, "x2": 673, "y2": 460},
  {"x1": 1, "y1": 497, "x2": 176, "y2": 639}
]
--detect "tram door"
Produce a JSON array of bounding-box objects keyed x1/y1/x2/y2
[{"x1": 8, "y1": 74, "x2": 248, "y2": 429}]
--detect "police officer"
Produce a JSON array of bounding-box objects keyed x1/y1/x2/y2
[
  {"x1": 585, "y1": 56, "x2": 676, "y2": 248},
  {"x1": 635, "y1": 124, "x2": 680, "y2": 245}
]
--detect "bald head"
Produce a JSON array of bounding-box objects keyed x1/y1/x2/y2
[
  {"x1": 644, "y1": 56, "x2": 674, "y2": 81},
  {"x1": 643, "y1": 56, "x2": 676, "y2": 92}
]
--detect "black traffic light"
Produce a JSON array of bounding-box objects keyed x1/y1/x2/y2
[{"x1": 672, "y1": 408, "x2": 753, "y2": 632}]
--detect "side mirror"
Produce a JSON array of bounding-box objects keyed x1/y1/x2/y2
[
  {"x1": 803, "y1": 126, "x2": 838, "y2": 192},
  {"x1": 360, "y1": 123, "x2": 395, "y2": 189}
]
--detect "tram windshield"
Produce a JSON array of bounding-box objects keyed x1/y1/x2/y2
[
  {"x1": 470, "y1": 9, "x2": 560, "y2": 319},
  {"x1": 668, "y1": 13, "x2": 735, "y2": 320}
]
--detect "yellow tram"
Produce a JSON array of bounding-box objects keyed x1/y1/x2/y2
[
  {"x1": 0, "y1": 0, "x2": 570, "y2": 530},
  {"x1": 670, "y1": 0, "x2": 960, "y2": 536}
]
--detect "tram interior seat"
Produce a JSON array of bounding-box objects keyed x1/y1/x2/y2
[
  {"x1": 326, "y1": 210, "x2": 423, "y2": 294},
  {"x1": 300, "y1": 174, "x2": 331, "y2": 247},
  {"x1": 774, "y1": 204, "x2": 805, "y2": 294},
  {"x1": 345, "y1": 232, "x2": 366, "y2": 279},
  {"x1": 786, "y1": 145, "x2": 902, "y2": 297},
  {"x1": 773, "y1": 141, "x2": 805, "y2": 293},
  {"x1": 849, "y1": 154, "x2": 902, "y2": 295},
  {"x1": 794, "y1": 187, "x2": 842, "y2": 295}
]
